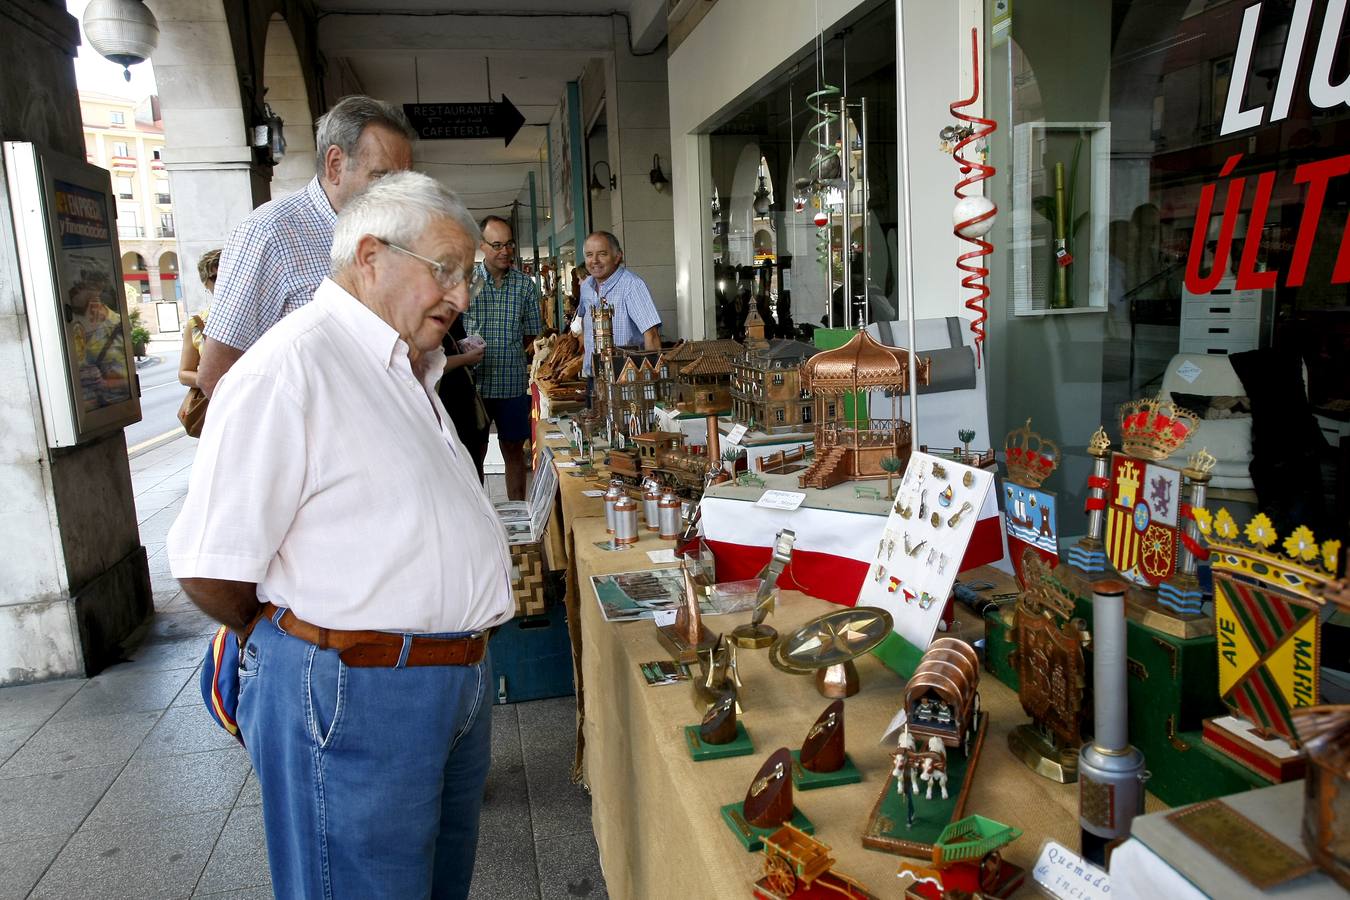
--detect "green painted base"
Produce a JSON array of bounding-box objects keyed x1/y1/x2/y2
[
  {"x1": 719, "y1": 802, "x2": 814, "y2": 852},
  {"x1": 863, "y1": 712, "x2": 987, "y2": 857},
  {"x1": 982, "y1": 609, "x2": 1020, "y2": 693},
  {"x1": 684, "y1": 722, "x2": 754, "y2": 761},
  {"x1": 790, "y1": 750, "x2": 861, "y2": 790},
  {"x1": 871, "y1": 631, "x2": 924, "y2": 679}
]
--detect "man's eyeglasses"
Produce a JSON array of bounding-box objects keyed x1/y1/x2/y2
[
  {"x1": 484, "y1": 240, "x2": 517, "y2": 251},
  {"x1": 381, "y1": 239, "x2": 484, "y2": 299}
]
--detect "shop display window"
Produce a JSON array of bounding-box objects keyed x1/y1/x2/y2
[{"x1": 986, "y1": 0, "x2": 1348, "y2": 537}]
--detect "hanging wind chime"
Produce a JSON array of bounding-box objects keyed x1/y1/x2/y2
[
  {"x1": 944, "y1": 28, "x2": 998, "y2": 366},
  {"x1": 795, "y1": 20, "x2": 842, "y2": 281}
]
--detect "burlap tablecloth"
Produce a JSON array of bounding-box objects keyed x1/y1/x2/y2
[{"x1": 571, "y1": 515, "x2": 1164, "y2": 898}]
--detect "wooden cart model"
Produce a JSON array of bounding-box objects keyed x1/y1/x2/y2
[
  {"x1": 905, "y1": 638, "x2": 981, "y2": 755},
  {"x1": 898, "y1": 815, "x2": 1022, "y2": 893},
  {"x1": 761, "y1": 824, "x2": 869, "y2": 898}
]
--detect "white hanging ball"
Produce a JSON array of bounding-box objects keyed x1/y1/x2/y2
[{"x1": 954, "y1": 195, "x2": 996, "y2": 238}]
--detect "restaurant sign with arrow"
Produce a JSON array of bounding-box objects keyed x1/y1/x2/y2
[{"x1": 402, "y1": 96, "x2": 525, "y2": 147}]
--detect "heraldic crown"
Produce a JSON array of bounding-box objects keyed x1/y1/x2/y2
[
  {"x1": 1004, "y1": 418, "x2": 1060, "y2": 488},
  {"x1": 1118, "y1": 395, "x2": 1198, "y2": 461},
  {"x1": 1194, "y1": 503, "x2": 1342, "y2": 603}
]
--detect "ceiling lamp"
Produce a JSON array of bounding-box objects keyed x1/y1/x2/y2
[
  {"x1": 752, "y1": 176, "x2": 772, "y2": 216},
  {"x1": 82, "y1": 0, "x2": 160, "y2": 82}
]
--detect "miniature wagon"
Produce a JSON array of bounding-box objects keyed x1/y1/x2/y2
[
  {"x1": 760, "y1": 824, "x2": 869, "y2": 897},
  {"x1": 905, "y1": 638, "x2": 981, "y2": 755}
]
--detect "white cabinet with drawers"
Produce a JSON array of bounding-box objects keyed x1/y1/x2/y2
[{"x1": 1180, "y1": 276, "x2": 1267, "y2": 356}]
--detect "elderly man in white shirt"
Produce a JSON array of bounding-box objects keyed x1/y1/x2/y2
[{"x1": 168, "y1": 172, "x2": 507, "y2": 900}]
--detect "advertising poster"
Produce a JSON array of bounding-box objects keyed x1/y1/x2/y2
[{"x1": 52, "y1": 179, "x2": 132, "y2": 413}]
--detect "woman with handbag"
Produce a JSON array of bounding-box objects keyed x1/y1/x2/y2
[
  {"x1": 437, "y1": 311, "x2": 490, "y2": 481},
  {"x1": 177, "y1": 249, "x2": 221, "y2": 437}
]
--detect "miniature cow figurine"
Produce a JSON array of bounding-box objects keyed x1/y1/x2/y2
[
  {"x1": 920, "y1": 736, "x2": 949, "y2": 799},
  {"x1": 893, "y1": 732, "x2": 922, "y2": 795}
]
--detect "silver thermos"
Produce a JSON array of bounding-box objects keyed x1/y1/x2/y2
[
  {"x1": 643, "y1": 480, "x2": 662, "y2": 532},
  {"x1": 658, "y1": 488, "x2": 682, "y2": 540},
  {"x1": 613, "y1": 495, "x2": 640, "y2": 545},
  {"x1": 1078, "y1": 579, "x2": 1148, "y2": 867},
  {"x1": 603, "y1": 480, "x2": 625, "y2": 534}
]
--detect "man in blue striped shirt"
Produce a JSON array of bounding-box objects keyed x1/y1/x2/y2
[
  {"x1": 469, "y1": 216, "x2": 542, "y2": 499},
  {"x1": 196, "y1": 96, "x2": 415, "y2": 395},
  {"x1": 577, "y1": 231, "x2": 662, "y2": 378}
]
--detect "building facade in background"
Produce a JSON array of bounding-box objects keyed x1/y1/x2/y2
[{"x1": 79, "y1": 91, "x2": 180, "y2": 334}]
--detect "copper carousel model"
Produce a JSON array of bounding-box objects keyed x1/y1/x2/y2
[{"x1": 797, "y1": 330, "x2": 930, "y2": 490}]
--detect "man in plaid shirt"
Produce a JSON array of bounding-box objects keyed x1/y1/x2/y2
[
  {"x1": 469, "y1": 216, "x2": 542, "y2": 499},
  {"x1": 196, "y1": 96, "x2": 415, "y2": 396}
]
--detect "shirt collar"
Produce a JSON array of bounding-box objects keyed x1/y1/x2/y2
[
  {"x1": 477, "y1": 261, "x2": 517, "y2": 289},
  {"x1": 305, "y1": 176, "x2": 339, "y2": 228},
  {"x1": 588, "y1": 265, "x2": 627, "y2": 296},
  {"x1": 318, "y1": 279, "x2": 447, "y2": 389}
]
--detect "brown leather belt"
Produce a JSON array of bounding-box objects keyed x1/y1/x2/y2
[{"x1": 257, "y1": 603, "x2": 488, "y2": 668}]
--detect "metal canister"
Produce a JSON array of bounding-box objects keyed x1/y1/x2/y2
[
  {"x1": 1078, "y1": 580, "x2": 1148, "y2": 867},
  {"x1": 658, "y1": 488, "x2": 682, "y2": 540},
  {"x1": 613, "y1": 495, "x2": 640, "y2": 545},
  {"x1": 603, "y1": 480, "x2": 625, "y2": 534},
  {"x1": 643, "y1": 481, "x2": 662, "y2": 532}
]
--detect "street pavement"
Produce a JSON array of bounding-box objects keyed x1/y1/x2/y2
[{"x1": 125, "y1": 338, "x2": 186, "y2": 452}]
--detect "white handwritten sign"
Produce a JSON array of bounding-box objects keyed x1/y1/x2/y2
[
  {"x1": 725, "y1": 424, "x2": 749, "y2": 446},
  {"x1": 652, "y1": 609, "x2": 678, "y2": 628},
  {"x1": 755, "y1": 490, "x2": 806, "y2": 511},
  {"x1": 1031, "y1": 840, "x2": 1112, "y2": 900}
]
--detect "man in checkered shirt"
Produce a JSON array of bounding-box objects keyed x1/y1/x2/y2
[
  {"x1": 196, "y1": 96, "x2": 415, "y2": 396},
  {"x1": 469, "y1": 216, "x2": 542, "y2": 500},
  {"x1": 575, "y1": 231, "x2": 662, "y2": 378}
]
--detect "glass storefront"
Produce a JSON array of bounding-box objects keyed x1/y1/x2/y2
[
  {"x1": 696, "y1": 0, "x2": 1346, "y2": 543},
  {"x1": 986, "y1": 0, "x2": 1348, "y2": 538}
]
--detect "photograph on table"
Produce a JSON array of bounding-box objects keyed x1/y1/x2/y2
[{"x1": 855, "y1": 451, "x2": 996, "y2": 654}]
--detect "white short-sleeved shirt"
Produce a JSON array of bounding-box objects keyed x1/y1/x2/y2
[{"x1": 168, "y1": 278, "x2": 514, "y2": 634}]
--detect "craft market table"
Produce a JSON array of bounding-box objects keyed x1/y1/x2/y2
[{"x1": 570, "y1": 514, "x2": 1163, "y2": 899}]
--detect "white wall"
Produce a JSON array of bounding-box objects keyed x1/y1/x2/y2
[{"x1": 667, "y1": 0, "x2": 981, "y2": 339}]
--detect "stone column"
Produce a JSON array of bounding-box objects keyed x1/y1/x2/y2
[
  {"x1": 147, "y1": 0, "x2": 266, "y2": 317},
  {"x1": 605, "y1": 18, "x2": 676, "y2": 333},
  {"x1": 0, "y1": 0, "x2": 151, "y2": 684}
]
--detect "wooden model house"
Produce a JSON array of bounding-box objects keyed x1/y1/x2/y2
[
  {"x1": 661, "y1": 339, "x2": 742, "y2": 416},
  {"x1": 603, "y1": 350, "x2": 671, "y2": 440},
  {"x1": 731, "y1": 308, "x2": 817, "y2": 433}
]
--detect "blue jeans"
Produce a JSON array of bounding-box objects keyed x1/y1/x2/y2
[{"x1": 237, "y1": 612, "x2": 492, "y2": 900}]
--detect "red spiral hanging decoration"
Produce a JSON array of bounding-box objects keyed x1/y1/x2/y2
[{"x1": 950, "y1": 27, "x2": 997, "y2": 366}]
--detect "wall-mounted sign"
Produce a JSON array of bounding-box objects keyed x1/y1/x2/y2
[
  {"x1": 402, "y1": 97, "x2": 525, "y2": 146},
  {"x1": 4, "y1": 142, "x2": 142, "y2": 446}
]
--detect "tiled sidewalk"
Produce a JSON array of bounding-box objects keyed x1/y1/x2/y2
[{"x1": 0, "y1": 435, "x2": 604, "y2": 900}]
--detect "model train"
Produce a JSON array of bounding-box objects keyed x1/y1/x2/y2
[{"x1": 608, "y1": 430, "x2": 724, "y2": 496}]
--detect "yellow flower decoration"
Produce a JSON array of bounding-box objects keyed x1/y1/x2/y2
[
  {"x1": 1244, "y1": 512, "x2": 1276, "y2": 548},
  {"x1": 1323, "y1": 540, "x2": 1342, "y2": 575},
  {"x1": 1214, "y1": 508, "x2": 1239, "y2": 540},
  {"x1": 1192, "y1": 507, "x2": 1212, "y2": 536},
  {"x1": 1282, "y1": 525, "x2": 1318, "y2": 562}
]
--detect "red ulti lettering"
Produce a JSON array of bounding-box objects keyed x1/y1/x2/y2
[
  {"x1": 1288, "y1": 153, "x2": 1350, "y2": 287},
  {"x1": 1334, "y1": 211, "x2": 1350, "y2": 284},
  {"x1": 1236, "y1": 170, "x2": 1278, "y2": 290},
  {"x1": 1185, "y1": 155, "x2": 1245, "y2": 295}
]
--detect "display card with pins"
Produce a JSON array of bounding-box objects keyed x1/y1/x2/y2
[{"x1": 860, "y1": 450, "x2": 996, "y2": 652}]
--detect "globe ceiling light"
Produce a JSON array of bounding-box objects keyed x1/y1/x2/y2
[
  {"x1": 752, "y1": 176, "x2": 772, "y2": 217},
  {"x1": 83, "y1": 0, "x2": 160, "y2": 82}
]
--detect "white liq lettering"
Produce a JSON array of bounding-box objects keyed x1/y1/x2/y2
[
  {"x1": 1271, "y1": 0, "x2": 1315, "y2": 121},
  {"x1": 1221, "y1": 3, "x2": 1266, "y2": 136},
  {"x1": 1223, "y1": 0, "x2": 1350, "y2": 136},
  {"x1": 1309, "y1": 0, "x2": 1350, "y2": 111}
]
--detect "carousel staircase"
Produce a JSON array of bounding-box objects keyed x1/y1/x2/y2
[{"x1": 797, "y1": 446, "x2": 849, "y2": 490}]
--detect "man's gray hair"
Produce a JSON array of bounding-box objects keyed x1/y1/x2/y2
[
  {"x1": 315, "y1": 96, "x2": 417, "y2": 170},
  {"x1": 330, "y1": 172, "x2": 480, "y2": 271},
  {"x1": 588, "y1": 230, "x2": 622, "y2": 255}
]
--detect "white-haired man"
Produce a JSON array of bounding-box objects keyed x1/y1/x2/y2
[
  {"x1": 197, "y1": 95, "x2": 416, "y2": 396},
  {"x1": 168, "y1": 172, "x2": 509, "y2": 899}
]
